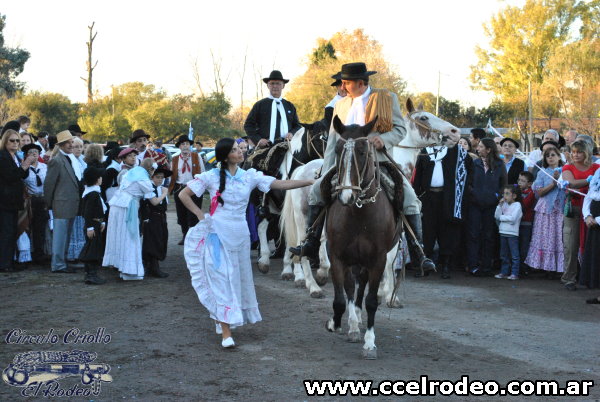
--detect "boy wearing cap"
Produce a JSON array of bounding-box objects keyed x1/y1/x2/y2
[
  {"x1": 78, "y1": 167, "x2": 107, "y2": 285},
  {"x1": 141, "y1": 166, "x2": 171, "y2": 278}
]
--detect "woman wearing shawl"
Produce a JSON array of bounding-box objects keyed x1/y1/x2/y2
[
  {"x1": 102, "y1": 158, "x2": 155, "y2": 280},
  {"x1": 179, "y1": 138, "x2": 313, "y2": 349}
]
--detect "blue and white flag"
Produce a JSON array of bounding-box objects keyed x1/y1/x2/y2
[{"x1": 188, "y1": 122, "x2": 194, "y2": 141}]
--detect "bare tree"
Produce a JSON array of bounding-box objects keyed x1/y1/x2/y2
[
  {"x1": 80, "y1": 22, "x2": 98, "y2": 104},
  {"x1": 210, "y1": 49, "x2": 231, "y2": 95},
  {"x1": 191, "y1": 56, "x2": 205, "y2": 97}
]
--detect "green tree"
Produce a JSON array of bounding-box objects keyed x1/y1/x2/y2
[
  {"x1": 6, "y1": 91, "x2": 78, "y2": 134},
  {"x1": 287, "y1": 29, "x2": 408, "y2": 123},
  {"x1": 0, "y1": 14, "x2": 30, "y2": 97}
]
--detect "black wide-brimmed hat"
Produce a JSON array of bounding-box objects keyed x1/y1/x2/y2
[
  {"x1": 83, "y1": 166, "x2": 105, "y2": 186},
  {"x1": 129, "y1": 129, "x2": 150, "y2": 143},
  {"x1": 21, "y1": 143, "x2": 43, "y2": 154},
  {"x1": 500, "y1": 137, "x2": 519, "y2": 149},
  {"x1": 330, "y1": 72, "x2": 342, "y2": 87},
  {"x1": 68, "y1": 124, "x2": 87, "y2": 135},
  {"x1": 153, "y1": 164, "x2": 173, "y2": 178},
  {"x1": 175, "y1": 135, "x2": 192, "y2": 148},
  {"x1": 263, "y1": 70, "x2": 289, "y2": 84},
  {"x1": 340, "y1": 62, "x2": 377, "y2": 80}
]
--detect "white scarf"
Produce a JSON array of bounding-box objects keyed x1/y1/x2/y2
[
  {"x1": 427, "y1": 146, "x2": 447, "y2": 188},
  {"x1": 268, "y1": 96, "x2": 289, "y2": 143},
  {"x1": 326, "y1": 94, "x2": 344, "y2": 109},
  {"x1": 345, "y1": 86, "x2": 371, "y2": 126},
  {"x1": 59, "y1": 149, "x2": 82, "y2": 181},
  {"x1": 82, "y1": 185, "x2": 107, "y2": 214}
]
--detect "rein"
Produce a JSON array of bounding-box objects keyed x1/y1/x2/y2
[{"x1": 334, "y1": 136, "x2": 381, "y2": 208}]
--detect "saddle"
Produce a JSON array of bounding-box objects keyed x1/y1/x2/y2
[
  {"x1": 321, "y1": 161, "x2": 404, "y2": 222},
  {"x1": 244, "y1": 142, "x2": 289, "y2": 178}
]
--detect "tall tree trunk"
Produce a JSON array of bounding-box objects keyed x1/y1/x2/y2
[{"x1": 81, "y1": 22, "x2": 98, "y2": 104}]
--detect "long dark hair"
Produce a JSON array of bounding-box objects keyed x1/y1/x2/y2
[
  {"x1": 215, "y1": 138, "x2": 235, "y2": 206},
  {"x1": 480, "y1": 138, "x2": 501, "y2": 170}
]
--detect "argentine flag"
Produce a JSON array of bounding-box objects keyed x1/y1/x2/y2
[{"x1": 188, "y1": 122, "x2": 194, "y2": 141}]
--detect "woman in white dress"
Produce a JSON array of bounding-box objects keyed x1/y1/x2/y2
[
  {"x1": 179, "y1": 138, "x2": 313, "y2": 348},
  {"x1": 103, "y1": 158, "x2": 155, "y2": 280}
]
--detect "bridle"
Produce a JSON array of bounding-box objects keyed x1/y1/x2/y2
[
  {"x1": 285, "y1": 129, "x2": 327, "y2": 169},
  {"x1": 395, "y1": 111, "x2": 447, "y2": 156},
  {"x1": 334, "y1": 136, "x2": 381, "y2": 208}
]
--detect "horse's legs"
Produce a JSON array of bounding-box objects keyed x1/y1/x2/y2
[
  {"x1": 301, "y1": 258, "x2": 324, "y2": 298},
  {"x1": 315, "y1": 237, "x2": 330, "y2": 286},
  {"x1": 257, "y1": 219, "x2": 270, "y2": 274},
  {"x1": 293, "y1": 257, "x2": 306, "y2": 288},
  {"x1": 379, "y1": 243, "x2": 402, "y2": 308},
  {"x1": 355, "y1": 268, "x2": 369, "y2": 327},
  {"x1": 363, "y1": 258, "x2": 386, "y2": 360},
  {"x1": 344, "y1": 267, "x2": 361, "y2": 342},
  {"x1": 326, "y1": 256, "x2": 345, "y2": 333},
  {"x1": 281, "y1": 250, "x2": 294, "y2": 281}
]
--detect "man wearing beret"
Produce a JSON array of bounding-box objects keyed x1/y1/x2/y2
[
  {"x1": 244, "y1": 70, "x2": 302, "y2": 148},
  {"x1": 290, "y1": 62, "x2": 434, "y2": 272}
]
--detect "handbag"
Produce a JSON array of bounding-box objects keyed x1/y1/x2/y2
[{"x1": 563, "y1": 193, "x2": 574, "y2": 218}]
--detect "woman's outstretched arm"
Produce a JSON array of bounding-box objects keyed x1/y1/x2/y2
[{"x1": 270, "y1": 179, "x2": 314, "y2": 191}]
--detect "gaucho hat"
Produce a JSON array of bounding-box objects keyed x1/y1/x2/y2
[
  {"x1": 175, "y1": 135, "x2": 192, "y2": 148},
  {"x1": 330, "y1": 72, "x2": 342, "y2": 87},
  {"x1": 340, "y1": 62, "x2": 377, "y2": 80},
  {"x1": 129, "y1": 129, "x2": 150, "y2": 143},
  {"x1": 21, "y1": 143, "x2": 43, "y2": 154},
  {"x1": 68, "y1": 124, "x2": 87, "y2": 135},
  {"x1": 263, "y1": 70, "x2": 289, "y2": 84},
  {"x1": 153, "y1": 164, "x2": 173, "y2": 178},
  {"x1": 500, "y1": 137, "x2": 520, "y2": 149}
]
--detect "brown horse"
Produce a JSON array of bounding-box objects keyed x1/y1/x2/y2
[{"x1": 325, "y1": 116, "x2": 401, "y2": 359}]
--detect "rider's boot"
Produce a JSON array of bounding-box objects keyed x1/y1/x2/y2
[
  {"x1": 289, "y1": 205, "x2": 324, "y2": 260},
  {"x1": 405, "y1": 214, "x2": 436, "y2": 274}
]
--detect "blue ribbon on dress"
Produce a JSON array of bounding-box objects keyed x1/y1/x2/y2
[
  {"x1": 207, "y1": 233, "x2": 221, "y2": 270},
  {"x1": 126, "y1": 198, "x2": 140, "y2": 239},
  {"x1": 225, "y1": 168, "x2": 245, "y2": 183}
]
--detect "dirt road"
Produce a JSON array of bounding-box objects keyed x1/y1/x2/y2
[{"x1": 1, "y1": 211, "x2": 599, "y2": 401}]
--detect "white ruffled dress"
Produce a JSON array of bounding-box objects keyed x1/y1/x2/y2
[
  {"x1": 102, "y1": 170, "x2": 154, "y2": 280},
  {"x1": 184, "y1": 168, "x2": 275, "y2": 328}
]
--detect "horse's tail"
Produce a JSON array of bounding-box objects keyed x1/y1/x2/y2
[{"x1": 280, "y1": 168, "x2": 306, "y2": 248}]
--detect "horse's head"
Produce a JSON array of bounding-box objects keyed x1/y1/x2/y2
[
  {"x1": 333, "y1": 115, "x2": 379, "y2": 206},
  {"x1": 293, "y1": 124, "x2": 328, "y2": 163},
  {"x1": 404, "y1": 98, "x2": 460, "y2": 148}
]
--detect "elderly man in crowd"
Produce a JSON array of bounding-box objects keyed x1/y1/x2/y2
[
  {"x1": 528, "y1": 129, "x2": 565, "y2": 168},
  {"x1": 244, "y1": 70, "x2": 302, "y2": 148},
  {"x1": 44, "y1": 130, "x2": 81, "y2": 273}
]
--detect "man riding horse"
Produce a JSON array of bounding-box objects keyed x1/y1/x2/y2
[{"x1": 289, "y1": 62, "x2": 435, "y2": 272}]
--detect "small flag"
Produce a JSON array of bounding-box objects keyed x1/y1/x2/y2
[{"x1": 188, "y1": 122, "x2": 194, "y2": 141}]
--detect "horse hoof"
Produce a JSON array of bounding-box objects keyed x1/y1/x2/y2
[
  {"x1": 315, "y1": 274, "x2": 328, "y2": 287},
  {"x1": 281, "y1": 273, "x2": 294, "y2": 281},
  {"x1": 326, "y1": 319, "x2": 335, "y2": 332},
  {"x1": 310, "y1": 290, "x2": 325, "y2": 299},
  {"x1": 362, "y1": 348, "x2": 378, "y2": 360},
  {"x1": 294, "y1": 279, "x2": 305, "y2": 288},
  {"x1": 387, "y1": 298, "x2": 404, "y2": 309},
  {"x1": 257, "y1": 263, "x2": 269, "y2": 274},
  {"x1": 348, "y1": 331, "x2": 361, "y2": 343}
]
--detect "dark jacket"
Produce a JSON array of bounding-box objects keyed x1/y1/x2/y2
[
  {"x1": 469, "y1": 158, "x2": 507, "y2": 208},
  {"x1": 0, "y1": 150, "x2": 28, "y2": 211},
  {"x1": 413, "y1": 146, "x2": 473, "y2": 223},
  {"x1": 78, "y1": 191, "x2": 105, "y2": 263},
  {"x1": 505, "y1": 157, "x2": 525, "y2": 185},
  {"x1": 243, "y1": 98, "x2": 302, "y2": 145}
]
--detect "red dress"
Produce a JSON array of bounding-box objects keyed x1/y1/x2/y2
[{"x1": 562, "y1": 163, "x2": 600, "y2": 255}]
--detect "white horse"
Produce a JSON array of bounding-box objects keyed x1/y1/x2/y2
[
  {"x1": 279, "y1": 98, "x2": 460, "y2": 303},
  {"x1": 280, "y1": 159, "x2": 330, "y2": 298}
]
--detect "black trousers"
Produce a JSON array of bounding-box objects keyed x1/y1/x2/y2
[
  {"x1": 421, "y1": 191, "x2": 460, "y2": 261},
  {"x1": 30, "y1": 196, "x2": 49, "y2": 261},
  {"x1": 467, "y1": 204, "x2": 496, "y2": 272},
  {"x1": 0, "y1": 209, "x2": 18, "y2": 270},
  {"x1": 173, "y1": 183, "x2": 203, "y2": 236}
]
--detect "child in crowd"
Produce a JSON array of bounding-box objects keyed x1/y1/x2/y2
[
  {"x1": 141, "y1": 165, "x2": 171, "y2": 278},
  {"x1": 517, "y1": 171, "x2": 536, "y2": 276},
  {"x1": 78, "y1": 167, "x2": 107, "y2": 285},
  {"x1": 495, "y1": 185, "x2": 523, "y2": 280},
  {"x1": 525, "y1": 146, "x2": 566, "y2": 275}
]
